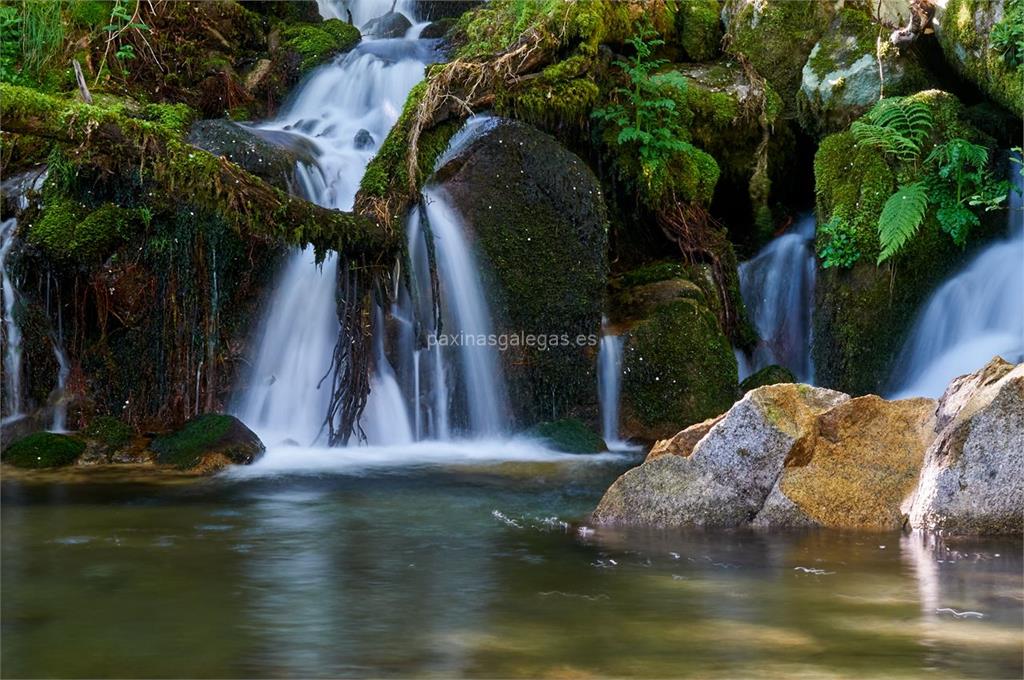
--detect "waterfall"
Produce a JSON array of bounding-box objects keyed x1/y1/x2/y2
[
  {"x1": 1, "y1": 215, "x2": 24, "y2": 422},
  {"x1": 736, "y1": 214, "x2": 817, "y2": 383},
  {"x1": 49, "y1": 340, "x2": 70, "y2": 432},
  {"x1": 889, "y1": 158, "x2": 1024, "y2": 398},
  {"x1": 597, "y1": 327, "x2": 624, "y2": 446},
  {"x1": 421, "y1": 186, "x2": 509, "y2": 436},
  {"x1": 234, "y1": 16, "x2": 428, "y2": 446},
  {"x1": 236, "y1": 3, "x2": 510, "y2": 445}
]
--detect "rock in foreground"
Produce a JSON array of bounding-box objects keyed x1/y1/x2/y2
[
  {"x1": 908, "y1": 359, "x2": 1023, "y2": 535},
  {"x1": 594, "y1": 358, "x2": 1023, "y2": 535}
]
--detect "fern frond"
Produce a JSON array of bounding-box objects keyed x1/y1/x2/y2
[
  {"x1": 877, "y1": 181, "x2": 929, "y2": 263},
  {"x1": 853, "y1": 98, "x2": 934, "y2": 161}
]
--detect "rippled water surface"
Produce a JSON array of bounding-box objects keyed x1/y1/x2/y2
[{"x1": 3, "y1": 453, "x2": 1022, "y2": 678}]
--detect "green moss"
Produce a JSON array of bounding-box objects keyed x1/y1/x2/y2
[
  {"x1": 939, "y1": 0, "x2": 1024, "y2": 117},
  {"x1": 622, "y1": 297, "x2": 738, "y2": 436},
  {"x1": 83, "y1": 415, "x2": 133, "y2": 449},
  {"x1": 281, "y1": 19, "x2": 360, "y2": 73},
  {"x1": 30, "y1": 190, "x2": 148, "y2": 263},
  {"x1": 140, "y1": 102, "x2": 196, "y2": 135},
  {"x1": 619, "y1": 260, "x2": 687, "y2": 287},
  {"x1": 496, "y1": 54, "x2": 600, "y2": 129},
  {"x1": 531, "y1": 418, "x2": 607, "y2": 453},
  {"x1": 66, "y1": 1, "x2": 113, "y2": 29},
  {"x1": 676, "y1": 0, "x2": 721, "y2": 61},
  {"x1": 150, "y1": 413, "x2": 233, "y2": 469},
  {"x1": 740, "y1": 364, "x2": 796, "y2": 392},
  {"x1": 812, "y1": 90, "x2": 1004, "y2": 393},
  {"x1": 2, "y1": 432, "x2": 86, "y2": 468},
  {"x1": 725, "y1": 0, "x2": 834, "y2": 115}
]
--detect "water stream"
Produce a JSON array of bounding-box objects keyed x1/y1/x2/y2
[
  {"x1": 597, "y1": 327, "x2": 624, "y2": 447},
  {"x1": 1, "y1": 214, "x2": 24, "y2": 422},
  {"x1": 889, "y1": 158, "x2": 1024, "y2": 397}
]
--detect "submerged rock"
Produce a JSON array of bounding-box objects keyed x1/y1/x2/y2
[
  {"x1": 150, "y1": 414, "x2": 265, "y2": 473},
  {"x1": 908, "y1": 358, "x2": 1024, "y2": 535},
  {"x1": 361, "y1": 11, "x2": 412, "y2": 39},
  {"x1": 434, "y1": 119, "x2": 607, "y2": 426}
]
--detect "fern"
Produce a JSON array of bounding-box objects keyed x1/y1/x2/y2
[
  {"x1": 877, "y1": 181, "x2": 929, "y2": 263},
  {"x1": 852, "y1": 97, "x2": 933, "y2": 162}
]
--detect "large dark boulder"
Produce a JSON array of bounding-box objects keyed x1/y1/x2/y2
[
  {"x1": 361, "y1": 11, "x2": 412, "y2": 39},
  {"x1": 434, "y1": 119, "x2": 608, "y2": 426},
  {"x1": 187, "y1": 120, "x2": 318, "y2": 191}
]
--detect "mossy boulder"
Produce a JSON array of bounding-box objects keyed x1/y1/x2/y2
[
  {"x1": 740, "y1": 364, "x2": 796, "y2": 392},
  {"x1": 797, "y1": 7, "x2": 930, "y2": 136},
  {"x1": 150, "y1": 413, "x2": 265, "y2": 472},
  {"x1": 676, "y1": 0, "x2": 722, "y2": 61},
  {"x1": 2, "y1": 432, "x2": 86, "y2": 469},
  {"x1": 434, "y1": 119, "x2": 608, "y2": 426},
  {"x1": 935, "y1": 0, "x2": 1024, "y2": 118},
  {"x1": 281, "y1": 19, "x2": 361, "y2": 72},
  {"x1": 813, "y1": 89, "x2": 1002, "y2": 394},
  {"x1": 723, "y1": 0, "x2": 839, "y2": 117},
  {"x1": 614, "y1": 274, "x2": 738, "y2": 442},
  {"x1": 531, "y1": 418, "x2": 607, "y2": 453}
]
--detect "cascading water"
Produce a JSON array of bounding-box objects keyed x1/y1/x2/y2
[
  {"x1": 736, "y1": 214, "x2": 817, "y2": 382},
  {"x1": 236, "y1": 4, "x2": 511, "y2": 446},
  {"x1": 889, "y1": 158, "x2": 1024, "y2": 398},
  {"x1": 1, "y1": 214, "x2": 24, "y2": 422},
  {"x1": 234, "y1": 14, "x2": 428, "y2": 446},
  {"x1": 597, "y1": 326, "x2": 624, "y2": 446},
  {"x1": 420, "y1": 186, "x2": 509, "y2": 436}
]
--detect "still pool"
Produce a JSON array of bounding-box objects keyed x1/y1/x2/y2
[{"x1": 2, "y1": 448, "x2": 1022, "y2": 678}]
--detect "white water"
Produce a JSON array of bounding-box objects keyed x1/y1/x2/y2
[
  {"x1": 736, "y1": 214, "x2": 817, "y2": 382},
  {"x1": 234, "y1": 22, "x2": 428, "y2": 446},
  {"x1": 1, "y1": 215, "x2": 24, "y2": 421},
  {"x1": 236, "y1": 3, "x2": 511, "y2": 447},
  {"x1": 49, "y1": 339, "x2": 70, "y2": 432},
  {"x1": 597, "y1": 328, "x2": 624, "y2": 446},
  {"x1": 422, "y1": 186, "x2": 509, "y2": 436},
  {"x1": 889, "y1": 159, "x2": 1024, "y2": 398}
]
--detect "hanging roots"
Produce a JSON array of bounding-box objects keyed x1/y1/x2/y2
[
  {"x1": 323, "y1": 259, "x2": 374, "y2": 445},
  {"x1": 656, "y1": 197, "x2": 743, "y2": 340}
]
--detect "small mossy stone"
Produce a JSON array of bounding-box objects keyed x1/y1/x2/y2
[
  {"x1": 676, "y1": 0, "x2": 722, "y2": 61},
  {"x1": 740, "y1": 365, "x2": 797, "y2": 392},
  {"x1": 3, "y1": 432, "x2": 86, "y2": 469},
  {"x1": 150, "y1": 414, "x2": 265, "y2": 470},
  {"x1": 532, "y1": 419, "x2": 607, "y2": 454},
  {"x1": 83, "y1": 415, "x2": 133, "y2": 450}
]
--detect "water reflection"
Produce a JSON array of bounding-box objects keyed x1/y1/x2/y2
[{"x1": 2, "y1": 462, "x2": 1021, "y2": 678}]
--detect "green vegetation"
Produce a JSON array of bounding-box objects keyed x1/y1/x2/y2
[
  {"x1": 2, "y1": 432, "x2": 86, "y2": 469},
  {"x1": 740, "y1": 365, "x2": 796, "y2": 393},
  {"x1": 281, "y1": 19, "x2": 360, "y2": 72},
  {"x1": 675, "y1": 0, "x2": 721, "y2": 61},
  {"x1": 990, "y1": 0, "x2": 1024, "y2": 70},
  {"x1": 850, "y1": 97, "x2": 934, "y2": 163},
  {"x1": 532, "y1": 419, "x2": 607, "y2": 453},
  {"x1": 593, "y1": 28, "x2": 719, "y2": 206}
]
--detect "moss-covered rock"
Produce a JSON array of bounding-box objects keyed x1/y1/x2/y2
[
  {"x1": 813, "y1": 90, "x2": 1002, "y2": 394},
  {"x1": 676, "y1": 0, "x2": 722, "y2": 61},
  {"x1": 83, "y1": 415, "x2": 133, "y2": 451},
  {"x1": 149, "y1": 413, "x2": 265, "y2": 471},
  {"x1": 434, "y1": 119, "x2": 608, "y2": 426},
  {"x1": 740, "y1": 364, "x2": 796, "y2": 392},
  {"x1": 935, "y1": 0, "x2": 1024, "y2": 118},
  {"x1": 797, "y1": 7, "x2": 930, "y2": 136},
  {"x1": 723, "y1": 0, "x2": 839, "y2": 117},
  {"x1": 616, "y1": 275, "x2": 738, "y2": 442},
  {"x1": 281, "y1": 18, "x2": 361, "y2": 72},
  {"x1": 2, "y1": 432, "x2": 86, "y2": 468},
  {"x1": 531, "y1": 418, "x2": 607, "y2": 453}
]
